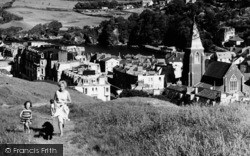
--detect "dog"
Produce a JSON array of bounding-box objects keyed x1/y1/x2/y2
[{"x1": 41, "y1": 121, "x2": 54, "y2": 140}]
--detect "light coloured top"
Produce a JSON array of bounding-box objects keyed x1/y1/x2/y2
[{"x1": 54, "y1": 90, "x2": 71, "y2": 104}]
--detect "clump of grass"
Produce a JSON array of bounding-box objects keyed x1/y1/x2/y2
[
  {"x1": 0, "y1": 109, "x2": 29, "y2": 144},
  {"x1": 70, "y1": 101, "x2": 250, "y2": 156}
]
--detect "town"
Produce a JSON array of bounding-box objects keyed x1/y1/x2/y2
[{"x1": 0, "y1": 20, "x2": 250, "y2": 105}]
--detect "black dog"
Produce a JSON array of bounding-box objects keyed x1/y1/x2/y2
[{"x1": 41, "y1": 121, "x2": 54, "y2": 140}]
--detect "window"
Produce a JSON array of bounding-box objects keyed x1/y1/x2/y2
[
  {"x1": 159, "y1": 77, "x2": 162, "y2": 81},
  {"x1": 85, "y1": 88, "x2": 88, "y2": 94},
  {"x1": 229, "y1": 75, "x2": 237, "y2": 91},
  {"x1": 92, "y1": 88, "x2": 94, "y2": 91},
  {"x1": 194, "y1": 52, "x2": 200, "y2": 64},
  {"x1": 106, "y1": 87, "x2": 109, "y2": 92}
]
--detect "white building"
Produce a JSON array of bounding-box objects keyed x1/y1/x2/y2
[
  {"x1": 29, "y1": 41, "x2": 52, "y2": 47},
  {"x1": 137, "y1": 74, "x2": 165, "y2": 90},
  {"x1": 215, "y1": 51, "x2": 236, "y2": 63},
  {"x1": 100, "y1": 57, "x2": 120, "y2": 73},
  {"x1": 56, "y1": 61, "x2": 82, "y2": 82},
  {"x1": 61, "y1": 46, "x2": 85, "y2": 55},
  {"x1": 75, "y1": 75, "x2": 111, "y2": 101},
  {"x1": 219, "y1": 27, "x2": 235, "y2": 45}
]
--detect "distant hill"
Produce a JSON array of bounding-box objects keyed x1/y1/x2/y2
[{"x1": 0, "y1": 75, "x2": 97, "y2": 105}]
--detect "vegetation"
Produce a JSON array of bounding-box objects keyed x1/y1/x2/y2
[
  {"x1": 74, "y1": 0, "x2": 142, "y2": 10},
  {"x1": 70, "y1": 101, "x2": 250, "y2": 155},
  {"x1": 0, "y1": 108, "x2": 29, "y2": 144},
  {"x1": 119, "y1": 89, "x2": 149, "y2": 97}
]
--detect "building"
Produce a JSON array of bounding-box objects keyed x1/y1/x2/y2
[
  {"x1": 54, "y1": 61, "x2": 83, "y2": 82},
  {"x1": 217, "y1": 27, "x2": 235, "y2": 46},
  {"x1": 28, "y1": 41, "x2": 52, "y2": 47},
  {"x1": 62, "y1": 65, "x2": 111, "y2": 101},
  {"x1": 195, "y1": 61, "x2": 245, "y2": 95},
  {"x1": 194, "y1": 87, "x2": 221, "y2": 105},
  {"x1": 61, "y1": 46, "x2": 85, "y2": 55},
  {"x1": 99, "y1": 57, "x2": 120, "y2": 73},
  {"x1": 23, "y1": 47, "x2": 47, "y2": 80},
  {"x1": 213, "y1": 51, "x2": 236, "y2": 63},
  {"x1": 75, "y1": 75, "x2": 111, "y2": 101},
  {"x1": 182, "y1": 22, "x2": 205, "y2": 87},
  {"x1": 228, "y1": 35, "x2": 244, "y2": 46},
  {"x1": 113, "y1": 63, "x2": 165, "y2": 94},
  {"x1": 166, "y1": 52, "x2": 184, "y2": 80},
  {"x1": 142, "y1": 0, "x2": 153, "y2": 7}
]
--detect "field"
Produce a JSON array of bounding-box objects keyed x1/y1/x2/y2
[
  {"x1": 1, "y1": 0, "x2": 109, "y2": 31},
  {"x1": 12, "y1": 0, "x2": 78, "y2": 10},
  {"x1": 4, "y1": 7, "x2": 107, "y2": 30},
  {"x1": 0, "y1": 0, "x2": 12, "y2": 6}
]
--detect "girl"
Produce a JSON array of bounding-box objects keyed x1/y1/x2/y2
[
  {"x1": 50, "y1": 99, "x2": 56, "y2": 117},
  {"x1": 20, "y1": 101, "x2": 32, "y2": 133},
  {"x1": 53, "y1": 80, "x2": 71, "y2": 136}
]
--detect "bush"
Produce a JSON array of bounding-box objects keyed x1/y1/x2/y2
[{"x1": 119, "y1": 89, "x2": 149, "y2": 98}]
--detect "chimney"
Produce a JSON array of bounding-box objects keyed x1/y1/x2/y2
[{"x1": 195, "y1": 87, "x2": 198, "y2": 94}]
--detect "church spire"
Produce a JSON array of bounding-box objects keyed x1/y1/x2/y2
[{"x1": 190, "y1": 22, "x2": 204, "y2": 50}]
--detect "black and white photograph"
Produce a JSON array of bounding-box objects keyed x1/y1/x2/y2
[{"x1": 0, "y1": 0, "x2": 250, "y2": 155}]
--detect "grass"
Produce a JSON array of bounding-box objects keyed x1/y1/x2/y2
[
  {"x1": 69, "y1": 101, "x2": 250, "y2": 156},
  {"x1": 1, "y1": 76, "x2": 250, "y2": 155},
  {"x1": 5, "y1": 7, "x2": 107, "y2": 30},
  {"x1": 0, "y1": 75, "x2": 97, "y2": 105},
  {"x1": 0, "y1": 108, "x2": 29, "y2": 144}
]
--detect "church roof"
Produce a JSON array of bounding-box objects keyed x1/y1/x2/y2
[
  {"x1": 190, "y1": 23, "x2": 204, "y2": 50},
  {"x1": 202, "y1": 61, "x2": 231, "y2": 79}
]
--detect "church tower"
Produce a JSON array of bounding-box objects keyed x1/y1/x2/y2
[{"x1": 182, "y1": 22, "x2": 205, "y2": 86}]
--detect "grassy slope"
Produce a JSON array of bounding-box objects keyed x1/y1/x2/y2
[
  {"x1": 0, "y1": 75, "x2": 97, "y2": 147},
  {"x1": 0, "y1": 75, "x2": 97, "y2": 105},
  {"x1": 70, "y1": 100, "x2": 250, "y2": 156}
]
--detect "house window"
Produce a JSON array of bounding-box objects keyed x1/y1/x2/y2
[
  {"x1": 159, "y1": 77, "x2": 161, "y2": 81},
  {"x1": 194, "y1": 52, "x2": 200, "y2": 64},
  {"x1": 92, "y1": 88, "x2": 94, "y2": 91},
  {"x1": 85, "y1": 88, "x2": 88, "y2": 94},
  {"x1": 106, "y1": 87, "x2": 109, "y2": 92},
  {"x1": 229, "y1": 75, "x2": 237, "y2": 91}
]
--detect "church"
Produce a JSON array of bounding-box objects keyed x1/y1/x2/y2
[{"x1": 182, "y1": 22, "x2": 246, "y2": 96}]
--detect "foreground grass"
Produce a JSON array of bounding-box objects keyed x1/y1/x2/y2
[
  {"x1": 70, "y1": 101, "x2": 250, "y2": 156},
  {"x1": 0, "y1": 108, "x2": 29, "y2": 144}
]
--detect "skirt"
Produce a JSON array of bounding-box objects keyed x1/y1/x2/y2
[{"x1": 53, "y1": 104, "x2": 69, "y2": 123}]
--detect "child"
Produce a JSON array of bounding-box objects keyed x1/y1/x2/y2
[
  {"x1": 50, "y1": 99, "x2": 56, "y2": 117},
  {"x1": 20, "y1": 101, "x2": 32, "y2": 133}
]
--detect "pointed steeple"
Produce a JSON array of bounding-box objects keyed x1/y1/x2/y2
[{"x1": 190, "y1": 23, "x2": 204, "y2": 50}]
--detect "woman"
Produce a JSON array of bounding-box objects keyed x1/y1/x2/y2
[{"x1": 53, "y1": 80, "x2": 71, "y2": 137}]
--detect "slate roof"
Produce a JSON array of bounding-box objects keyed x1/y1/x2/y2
[
  {"x1": 229, "y1": 35, "x2": 244, "y2": 42},
  {"x1": 196, "y1": 88, "x2": 220, "y2": 100},
  {"x1": 202, "y1": 61, "x2": 231, "y2": 79},
  {"x1": 166, "y1": 52, "x2": 184, "y2": 62}
]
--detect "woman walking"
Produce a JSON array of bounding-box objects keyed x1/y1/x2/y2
[{"x1": 53, "y1": 80, "x2": 71, "y2": 137}]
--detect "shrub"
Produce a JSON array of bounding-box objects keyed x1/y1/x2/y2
[{"x1": 119, "y1": 89, "x2": 149, "y2": 98}]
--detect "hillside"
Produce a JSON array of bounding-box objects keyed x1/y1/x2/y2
[{"x1": 0, "y1": 75, "x2": 97, "y2": 105}]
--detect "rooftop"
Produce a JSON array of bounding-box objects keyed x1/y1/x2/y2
[{"x1": 196, "y1": 88, "x2": 220, "y2": 100}]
